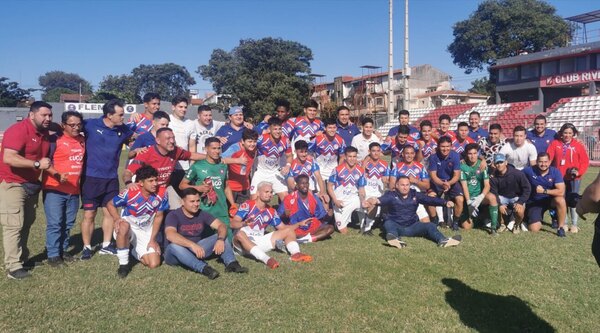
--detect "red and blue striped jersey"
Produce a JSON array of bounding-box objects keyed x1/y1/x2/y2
[
  {"x1": 236, "y1": 200, "x2": 282, "y2": 236},
  {"x1": 127, "y1": 114, "x2": 153, "y2": 136},
  {"x1": 391, "y1": 161, "x2": 429, "y2": 181},
  {"x1": 287, "y1": 156, "x2": 320, "y2": 179},
  {"x1": 452, "y1": 137, "x2": 475, "y2": 154},
  {"x1": 309, "y1": 133, "x2": 346, "y2": 178},
  {"x1": 277, "y1": 191, "x2": 327, "y2": 231},
  {"x1": 256, "y1": 133, "x2": 292, "y2": 172},
  {"x1": 290, "y1": 116, "x2": 323, "y2": 142},
  {"x1": 112, "y1": 187, "x2": 169, "y2": 228},
  {"x1": 329, "y1": 163, "x2": 366, "y2": 197}
]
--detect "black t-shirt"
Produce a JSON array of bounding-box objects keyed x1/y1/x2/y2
[{"x1": 165, "y1": 208, "x2": 215, "y2": 244}]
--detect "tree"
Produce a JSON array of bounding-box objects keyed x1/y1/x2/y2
[
  {"x1": 0, "y1": 77, "x2": 34, "y2": 107},
  {"x1": 469, "y1": 76, "x2": 496, "y2": 104},
  {"x1": 39, "y1": 71, "x2": 93, "y2": 101},
  {"x1": 198, "y1": 37, "x2": 313, "y2": 119},
  {"x1": 94, "y1": 74, "x2": 139, "y2": 103},
  {"x1": 448, "y1": 0, "x2": 570, "y2": 74},
  {"x1": 131, "y1": 63, "x2": 196, "y2": 102}
]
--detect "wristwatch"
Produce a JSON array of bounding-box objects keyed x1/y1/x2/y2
[
  {"x1": 33, "y1": 161, "x2": 40, "y2": 169},
  {"x1": 217, "y1": 236, "x2": 226, "y2": 241}
]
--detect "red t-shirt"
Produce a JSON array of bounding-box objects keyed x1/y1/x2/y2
[
  {"x1": 0, "y1": 119, "x2": 50, "y2": 184},
  {"x1": 222, "y1": 142, "x2": 255, "y2": 191},
  {"x1": 127, "y1": 145, "x2": 192, "y2": 187},
  {"x1": 42, "y1": 134, "x2": 85, "y2": 194}
]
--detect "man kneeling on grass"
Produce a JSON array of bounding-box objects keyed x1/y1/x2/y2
[
  {"x1": 231, "y1": 181, "x2": 313, "y2": 269},
  {"x1": 163, "y1": 188, "x2": 248, "y2": 280},
  {"x1": 107, "y1": 165, "x2": 167, "y2": 278},
  {"x1": 364, "y1": 176, "x2": 461, "y2": 249}
]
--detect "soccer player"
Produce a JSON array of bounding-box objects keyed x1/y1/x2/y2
[
  {"x1": 499, "y1": 126, "x2": 537, "y2": 170},
  {"x1": 256, "y1": 100, "x2": 294, "y2": 138},
  {"x1": 191, "y1": 105, "x2": 226, "y2": 154},
  {"x1": 128, "y1": 92, "x2": 160, "y2": 135},
  {"x1": 223, "y1": 128, "x2": 258, "y2": 214},
  {"x1": 361, "y1": 142, "x2": 389, "y2": 235},
  {"x1": 289, "y1": 99, "x2": 323, "y2": 148},
  {"x1": 250, "y1": 118, "x2": 293, "y2": 202},
  {"x1": 167, "y1": 96, "x2": 196, "y2": 210},
  {"x1": 327, "y1": 146, "x2": 367, "y2": 234},
  {"x1": 459, "y1": 143, "x2": 499, "y2": 232},
  {"x1": 128, "y1": 111, "x2": 170, "y2": 158},
  {"x1": 0, "y1": 101, "x2": 52, "y2": 279},
  {"x1": 478, "y1": 123, "x2": 506, "y2": 171},
  {"x1": 389, "y1": 145, "x2": 430, "y2": 223},
  {"x1": 522, "y1": 153, "x2": 567, "y2": 236},
  {"x1": 278, "y1": 175, "x2": 335, "y2": 243},
  {"x1": 382, "y1": 125, "x2": 421, "y2": 168},
  {"x1": 427, "y1": 136, "x2": 464, "y2": 230},
  {"x1": 527, "y1": 115, "x2": 557, "y2": 154},
  {"x1": 231, "y1": 181, "x2": 313, "y2": 269},
  {"x1": 385, "y1": 109, "x2": 420, "y2": 141},
  {"x1": 432, "y1": 114, "x2": 457, "y2": 141},
  {"x1": 335, "y1": 106, "x2": 361, "y2": 146},
  {"x1": 452, "y1": 122, "x2": 475, "y2": 154},
  {"x1": 286, "y1": 140, "x2": 328, "y2": 201},
  {"x1": 180, "y1": 137, "x2": 231, "y2": 239},
  {"x1": 490, "y1": 154, "x2": 531, "y2": 233},
  {"x1": 164, "y1": 188, "x2": 248, "y2": 280},
  {"x1": 42, "y1": 111, "x2": 85, "y2": 267},
  {"x1": 417, "y1": 120, "x2": 437, "y2": 167},
  {"x1": 310, "y1": 118, "x2": 346, "y2": 182},
  {"x1": 351, "y1": 117, "x2": 382, "y2": 162},
  {"x1": 216, "y1": 106, "x2": 251, "y2": 152},
  {"x1": 364, "y1": 176, "x2": 461, "y2": 249},
  {"x1": 468, "y1": 111, "x2": 489, "y2": 142},
  {"x1": 107, "y1": 165, "x2": 168, "y2": 278},
  {"x1": 80, "y1": 99, "x2": 135, "y2": 260},
  {"x1": 547, "y1": 123, "x2": 589, "y2": 233}
]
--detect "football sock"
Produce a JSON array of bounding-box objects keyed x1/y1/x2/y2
[
  {"x1": 102, "y1": 241, "x2": 110, "y2": 248},
  {"x1": 364, "y1": 217, "x2": 375, "y2": 231},
  {"x1": 286, "y1": 241, "x2": 300, "y2": 255},
  {"x1": 570, "y1": 207, "x2": 578, "y2": 226},
  {"x1": 249, "y1": 246, "x2": 270, "y2": 264},
  {"x1": 83, "y1": 245, "x2": 92, "y2": 250},
  {"x1": 489, "y1": 205, "x2": 499, "y2": 229},
  {"x1": 117, "y1": 248, "x2": 129, "y2": 265},
  {"x1": 297, "y1": 234, "x2": 312, "y2": 243}
]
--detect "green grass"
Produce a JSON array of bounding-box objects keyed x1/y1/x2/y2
[{"x1": 1, "y1": 168, "x2": 599, "y2": 332}]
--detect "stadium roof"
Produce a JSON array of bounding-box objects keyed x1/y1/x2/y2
[{"x1": 565, "y1": 10, "x2": 600, "y2": 24}]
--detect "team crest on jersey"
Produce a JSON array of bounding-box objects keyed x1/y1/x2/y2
[
  {"x1": 333, "y1": 144, "x2": 338, "y2": 149},
  {"x1": 290, "y1": 198, "x2": 295, "y2": 204},
  {"x1": 152, "y1": 200, "x2": 159, "y2": 207},
  {"x1": 476, "y1": 170, "x2": 480, "y2": 174},
  {"x1": 240, "y1": 202, "x2": 249, "y2": 210}
]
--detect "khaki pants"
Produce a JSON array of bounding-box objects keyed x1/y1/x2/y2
[{"x1": 0, "y1": 181, "x2": 38, "y2": 272}]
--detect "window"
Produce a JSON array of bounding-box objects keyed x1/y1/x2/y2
[
  {"x1": 521, "y1": 63, "x2": 539, "y2": 79},
  {"x1": 499, "y1": 67, "x2": 518, "y2": 82},
  {"x1": 542, "y1": 61, "x2": 558, "y2": 76},
  {"x1": 559, "y1": 58, "x2": 575, "y2": 74},
  {"x1": 596, "y1": 54, "x2": 600, "y2": 69},
  {"x1": 375, "y1": 97, "x2": 384, "y2": 106},
  {"x1": 576, "y1": 56, "x2": 587, "y2": 71}
]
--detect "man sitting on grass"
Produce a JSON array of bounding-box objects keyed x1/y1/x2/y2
[
  {"x1": 164, "y1": 188, "x2": 248, "y2": 280},
  {"x1": 107, "y1": 165, "x2": 167, "y2": 278},
  {"x1": 231, "y1": 181, "x2": 313, "y2": 269},
  {"x1": 364, "y1": 176, "x2": 461, "y2": 249}
]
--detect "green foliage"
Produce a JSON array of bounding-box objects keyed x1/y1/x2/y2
[
  {"x1": 0, "y1": 77, "x2": 33, "y2": 107},
  {"x1": 94, "y1": 74, "x2": 140, "y2": 103},
  {"x1": 199, "y1": 37, "x2": 314, "y2": 119},
  {"x1": 38, "y1": 71, "x2": 93, "y2": 101},
  {"x1": 448, "y1": 0, "x2": 570, "y2": 74},
  {"x1": 132, "y1": 63, "x2": 196, "y2": 102}
]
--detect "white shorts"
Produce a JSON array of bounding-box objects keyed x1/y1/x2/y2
[
  {"x1": 333, "y1": 195, "x2": 361, "y2": 230},
  {"x1": 114, "y1": 223, "x2": 156, "y2": 261},
  {"x1": 241, "y1": 229, "x2": 275, "y2": 253},
  {"x1": 417, "y1": 204, "x2": 428, "y2": 220},
  {"x1": 250, "y1": 169, "x2": 288, "y2": 195}
]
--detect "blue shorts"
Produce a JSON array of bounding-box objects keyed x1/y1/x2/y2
[
  {"x1": 526, "y1": 198, "x2": 552, "y2": 224},
  {"x1": 431, "y1": 182, "x2": 463, "y2": 199},
  {"x1": 81, "y1": 176, "x2": 119, "y2": 210}
]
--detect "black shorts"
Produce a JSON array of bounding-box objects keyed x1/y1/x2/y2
[
  {"x1": 233, "y1": 190, "x2": 250, "y2": 205},
  {"x1": 431, "y1": 182, "x2": 464, "y2": 199},
  {"x1": 81, "y1": 176, "x2": 119, "y2": 211},
  {"x1": 526, "y1": 198, "x2": 553, "y2": 224}
]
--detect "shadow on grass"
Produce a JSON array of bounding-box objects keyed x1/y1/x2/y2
[{"x1": 442, "y1": 278, "x2": 554, "y2": 333}]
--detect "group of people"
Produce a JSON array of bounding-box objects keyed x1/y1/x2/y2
[{"x1": 0, "y1": 93, "x2": 593, "y2": 280}]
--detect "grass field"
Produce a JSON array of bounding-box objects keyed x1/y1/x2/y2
[{"x1": 1, "y1": 167, "x2": 599, "y2": 332}]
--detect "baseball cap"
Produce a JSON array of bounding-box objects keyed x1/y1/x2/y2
[
  {"x1": 494, "y1": 153, "x2": 506, "y2": 164},
  {"x1": 228, "y1": 106, "x2": 243, "y2": 116}
]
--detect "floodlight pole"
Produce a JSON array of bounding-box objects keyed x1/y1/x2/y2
[{"x1": 387, "y1": 0, "x2": 394, "y2": 122}]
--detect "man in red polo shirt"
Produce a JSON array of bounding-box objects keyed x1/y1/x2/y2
[{"x1": 0, "y1": 101, "x2": 53, "y2": 279}]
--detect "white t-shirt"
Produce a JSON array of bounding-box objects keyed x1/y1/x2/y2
[
  {"x1": 169, "y1": 115, "x2": 195, "y2": 170},
  {"x1": 499, "y1": 141, "x2": 537, "y2": 170},
  {"x1": 351, "y1": 133, "x2": 382, "y2": 161},
  {"x1": 191, "y1": 120, "x2": 225, "y2": 154}
]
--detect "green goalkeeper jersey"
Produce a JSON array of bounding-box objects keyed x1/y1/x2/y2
[{"x1": 460, "y1": 160, "x2": 488, "y2": 197}]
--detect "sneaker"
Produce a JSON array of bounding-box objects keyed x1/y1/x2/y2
[
  {"x1": 513, "y1": 224, "x2": 521, "y2": 234},
  {"x1": 62, "y1": 253, "x2": 77, "y2": 263},
  {"x1": 385, "y1": 233, "x2": 407, "y2": 249},
  {"x1": 80, "y1": 247, "x2": 93, "y2": 260},
  {"x1": 440, "y1": 235, "x2": 462, "y2": 248},
  {"x1": 557, "y1": 228, "x2": 566, "y2": 238},
  {"x1": 290, "y1": 252, "x2": 313, "y2": 263},
  {"x1": 498, "y1": 225, "x2": 507, "y2": 233},
  {"x1": 520, "y1": 223, "x2": 528, "y2": 232},
  {"x1": 47, "y1": 256, "x2": 67, "y2": 268},
  {"x1": 99, "y1": 244, "x2": 117, "y2": 255},
  {"x1": 7, "y1": 268, "x2": 31, "y2": 280},
  {"x1": 200, "y1": 265, "x2": 220, "y2": 280},
  {"x1": 507, "y1": 221, "x2": 515, "y2": 231},
  {"x1": 451, "y1": 222, "x2": 459, "y2": 231},
  {"x1": 361, "y1": 230, "x2": 375, "y2": 236},
  {"x1": 117, "y1": 264, "x2": 131, "y2": 279},
  {"x1": 570, "y1": 225, "x2": 579, "y2": 234},
  {"x1": 225, "y1": 261, "x2": 249, "y2": 274},
  {"x1": 266, "y1": 258, "x2": 280, "y2": 269},
  {"x1": 274, "y1": 240, "x2": 286, "y2": 252}
]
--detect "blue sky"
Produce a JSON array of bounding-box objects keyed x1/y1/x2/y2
[{"x1": 0, "y1": 0, "x2": 597, "y2": 97}]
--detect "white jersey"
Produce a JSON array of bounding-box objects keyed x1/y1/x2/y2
[
  {"x1": 351, "y1": 133, "x2": 382, "y2": 161},
  {"x1": 169, "y1": 116, "x2": 195, "y2": 170},
  {"x1": 191, "y1": 120, "x2": 226, "y2": 153},
  {"x1": 499, "y1": 141, "x2": 537, "y2": 170},
  {"x1": 255, "y1": 133, "x2": 292, "y2": 173}
]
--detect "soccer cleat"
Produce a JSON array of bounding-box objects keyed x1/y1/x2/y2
[
  {"x1": 557, "y1": 227, "x2": 566, "y2": 238},
  {"x1": 570, "y1": 225, "x2": 579, "y2": 234},
  {"x1": 47, "y1": 256, "x2": 67, "y2": 268},
  {"x1": 385, "y1": 233, "x2": 407, "y2": 249},
  {"x1": 7, "y1": 268, "x2": 31, "y2": 280},
  {"x1": 117, "y1": 264, "x2": 131, "y2": 279},
  {"x1": 266, "y1": 258, "x2": 280, "y2": 269},
  {"x1": 99, "y1": 244, "x2": 117, "y2": 255},
  {"x1": 440, "y1": 235, "x2": 462, "y2": 248},
  {"x1": 200, "y1": 265, "x2": 220, "y2": 280},
  {"x1": 507, "y1": 221, "x2": 515, "y2": 231},
  {"x1": 225, "y1": 261, "x2": 249, "y2": 274},
  {"x1": 290, "y1": 252, "x2": 313, "y2": 263},
  {"x1": 520, "y1": 223, "x2": 528, "y2": 232},
  {"x1": 80, "y1": 248, "x2": 93, "y2": 260}
]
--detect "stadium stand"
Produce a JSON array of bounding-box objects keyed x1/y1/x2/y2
[
  {"x1": 450, "y1": 103, "x2": 511, "y2": 128},
  {"x1": 413, "y1": 103, "x2": 479, "y2": 128},
  {"x1": 546, "y1": 96, "x2": 600, "y2": 131},
  {"x1": 377, "y1": 107, "x2": 435, "y2": 134},
  {"x1": 486, "y1": 101, "x2": 539, "y2": 138}
]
